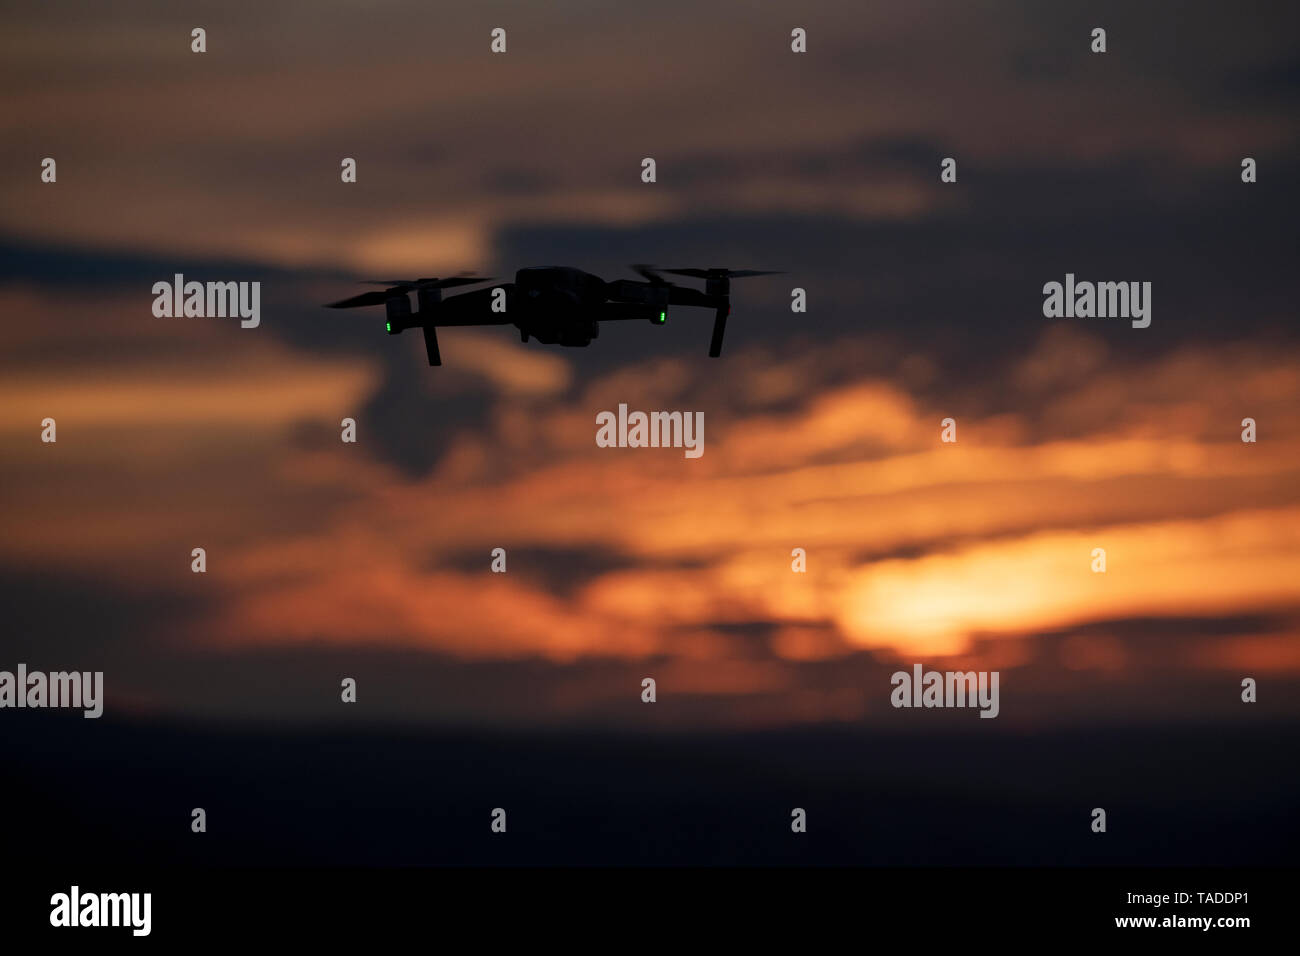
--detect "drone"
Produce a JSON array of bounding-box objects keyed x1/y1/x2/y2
[{"x1": 324, "y1": 265, "x2": 779, "y2": 366}]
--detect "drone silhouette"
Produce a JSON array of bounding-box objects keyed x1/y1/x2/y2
[{"x1": 325, "y1": 264, "x2": 780, "y2": 366}]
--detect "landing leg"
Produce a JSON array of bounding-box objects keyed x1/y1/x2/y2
[
  {"x1": 708, "y1": 304, "x2": 729, "y2": 357},
  {"x1": 422, "y1": 325, "x2": 442, "y2": 366}
]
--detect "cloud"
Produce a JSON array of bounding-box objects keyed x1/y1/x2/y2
[
  {"x1": 834, "y1": 508, "x2": 1300, "y2": 656},
  {"x1": 1, "y1": 325, "x2": 1278, "y2": 685},
  {"x1": 435, "y1": 329, "x2": 572, "y2": 397},
  {"x1": 4, "y1": 1, "x2": 1296, "y2": 272},
  {"x1": 4, "y1": 252, "x2": 1297, "y2": 698}
]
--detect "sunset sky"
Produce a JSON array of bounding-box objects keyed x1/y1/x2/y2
[{"x1": 2, "y1": 0, "x2": 1298, "y2": 730}]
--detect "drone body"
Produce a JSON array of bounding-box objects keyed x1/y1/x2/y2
[{"x1": 325, "y1": 265, "x2": 778, "y2": 366}]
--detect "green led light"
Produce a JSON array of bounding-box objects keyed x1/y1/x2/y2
[
  {"x1": 385, "y1": 321, "x2": 392, "y2": 332},
  {"x1": 658, "y1": 312, "x2": 666, "y2": 323}
]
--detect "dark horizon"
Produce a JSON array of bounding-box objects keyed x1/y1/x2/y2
[{"x1": 6, "y1": 710, "x2": 1296, "y2": 866}]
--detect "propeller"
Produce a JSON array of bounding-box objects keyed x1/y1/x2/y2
[
  {"x1": 630, "y1": 263, "x2": 671, "y2": 284},
  {"x1": 659, "y1": 268, "x2": 782, "y2": 279},
  {"x1": 326, "y1": 274, "x2": 492, "y2": 308},
  {"x1": 325, "y1": 289, "x2": 399, "y2": 309},
  {"x1": 361, "y1": 275, "x2": 492, "y2": 289},
  {"x1": 632, "y1": 264, "x2": 782, "y2": 283}
]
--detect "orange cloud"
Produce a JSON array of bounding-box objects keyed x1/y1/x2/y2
[{"x1": 2, "y1": 312, "x2": 1298, "y2": 695}]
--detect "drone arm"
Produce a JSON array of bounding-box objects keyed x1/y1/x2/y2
[
  {"x1": 597, "y1": 303, "x2": 667, "y2": 321},
  {"x1": 664, "y1": 285, "x2": 715, "y2": 308}
]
